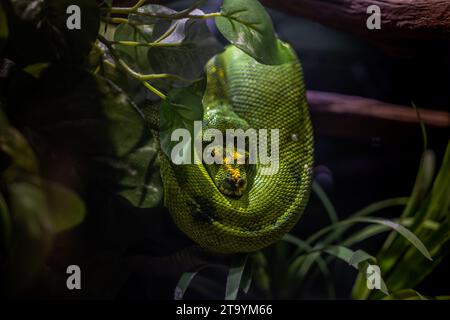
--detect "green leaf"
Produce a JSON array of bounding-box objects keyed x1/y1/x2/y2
[
  {"x1": 0, "y1": 193, "x2": 11, "y2": 248},
  {"x1": 225, "y1": 254, "x2": 248, "y2": 300},
  {"x1": 4, "y1": 182, "x2": 53, "y2": 293},
  {"x1": 341, "y1": 224, "x2": 389, "y2": 247},
  {"x1": 357, "y1": 217, "x2": 432, "y2": 261},
  {"x1": 114, "y1": 22, "x2": 154, "y2": 73},
  {"x1": 147, "y1": 9, "x2": 223, "y2": 82},
  {"x1": 92, "y1": 138, "x2": 163, "y2": 208},
  {"x1": 11, "y1": 66, "x2": 147, "y2": 158},
  {"x1": 308, "y1": 197, "x2": 409, "y2": 245},
  {"x1": 23, "y1": 63, "x2": 50, "y2": 78},
  {"x1": 215, "y1": 0, "x2": 293, "y2": 65},
  {"x1": 174, "y1": 269, "x2": 203, "y2": 300},
  {"x1": 159, "y1": 79, "x2": 205, "y2": 159},
  {"x1": 44, "y1": 181, "x2": 86, "y2": 233},
  {"x1": 313, "y1": 181, "x2": 339, "y2": 224},
  {"x1": 0, "y1": 122, "x2": 39, "y2": 184},
  {"x1": 240, "y1": 257, "x2": 253, "y2": 294},
  {"x1": 323, "y1": 246, "x2": 389, "y2": 296},
  {"x1": 383, "y1": 289, "x2": 427, "y2": 300}
]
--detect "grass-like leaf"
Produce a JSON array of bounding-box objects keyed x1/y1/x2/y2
[
  {"x1": 312, "y1": 181, "x2": 339, "y2": 225},
  {"x1": 225, "y1": 254, "x2": 248, "y2": 300},
  {"x1": 355, "y1": 217, "x2": 432, "y2": 261},
  {"x1": 174, "y1": 267, "x2": 206, "y2": 300}
]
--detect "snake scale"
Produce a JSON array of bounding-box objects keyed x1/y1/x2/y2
[{"x1": 155, "y1": 42, "x2": 314, "y2": 254}]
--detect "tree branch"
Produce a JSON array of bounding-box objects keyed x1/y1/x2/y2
[
  {"x1": 261, "y1": 0, "x2": 450, "y2": 48},
  {"x1": 307, "y1": 91, "x2": 450, "y2": 141}
]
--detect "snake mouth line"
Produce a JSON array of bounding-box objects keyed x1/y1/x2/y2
[{"x1": 218, "y1": 184, "x2": 244, "y2": 197}]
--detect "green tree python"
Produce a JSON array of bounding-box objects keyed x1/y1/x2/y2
[{"x1": 158, "y1": 42, "x2": 314, "y2": 254}]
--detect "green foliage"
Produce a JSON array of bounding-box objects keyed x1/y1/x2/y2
[
  {"x1": 353, "y1": 140, "x2": 450, "y2": 299},
  {"x1": 0, "y1": 109, "x2": 85, "y2": 294},
  {"x1": 159, "y1": 80, "x2": 205, "y2": 160},
  {"x1": 225, "y1": 254, "x2": 248, "y2": 300},
  {"x1": 215, "y1": 0, "x2": 293, "y2": 65}
]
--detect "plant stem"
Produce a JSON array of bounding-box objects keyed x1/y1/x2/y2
[
  {"x1": 103, "y1": 17, "x2": 129, "y2": 24},
  {"x1": 99, "y1": 35, "x2": 193, "y2": 82},
  {"x1": 120, "y1": 11, "x2": 221, "y2": 20},
  {"x1": 109, "y1": 0, "x2": 146, "y2": 14},
  {"x1": 98, "y1": 35, "x2": 196, "y2": 100},
  {"x1": 143, "y1": 82, "x2": 167, "y2": 100},
  {"x1": 110, "y1": 40, "x2": 189, "y2": 48},
  {"x1": 106, "y1": 0, "x2": 220, "y2": 20}
]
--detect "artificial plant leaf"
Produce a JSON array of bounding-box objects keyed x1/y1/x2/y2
[
  {"x1": 147, "y1": 9, "x2": 223, "y2": 82},
  {"x1": 4, "y1": 182, "x2": 53, "y2": 293},
  {"x1": 382, "y1": 289, "x2": 427, "y2": 300},
  {"x1": 12, "y1": 66, "x2": 147, "y2": 158},
  {"x1": 159, "y1": 79, "x2": 205, "y2": 159},
  {"x1": 356, "y1": 217, "x2": 432, "y2": 261},
  {"x1": 323, "y1": 245, "x2": 389, "y2": 296},
  {"x1": 240, "y1": 256, "x2": 253, "y2": 294},
  {"x1": 215, "y1": 0, "x2": 292, "y2": 65},
  {"x1": 44, "y1": 181, "x2": 86, "y2": 233},
  {"x1": 113, "y1": 22, "x2": 153, "y2": 73},
  {"x1": 0, "y1": 120, "x2": 39, "y2": 184},
  {"x1": 225, "y1": 254, "x2": 248, "y2": 300},
  {"x1": 128, "y1": 4, "x2": 176, "y2": 30},
  {"x1": 6, "y1": 65, "x2": 163, "y2": 208},
  {"x1": 0, "y1": 193, "x2": 11, "y2": 248},
  {"x1": 174, "y1": 268, "x2": 205, "y2": 300},
  {"x1": 91, "y1": 138, "x2": 163, "y2": 208}
]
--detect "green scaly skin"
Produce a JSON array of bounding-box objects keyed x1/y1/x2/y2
[{"x1": 159, "y1": 43, "x2": 314, "y2": 254}]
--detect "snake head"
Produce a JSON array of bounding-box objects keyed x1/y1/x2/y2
[
  {"x1": 217, "y1": 164, "x2": 247, "y2": 197},
  {"x1": 204, "y1": 145, "x2": 249, "y2": 198}
]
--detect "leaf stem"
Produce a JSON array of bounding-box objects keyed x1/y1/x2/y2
[
  {"x1": 110, "y1": 40, "x2": 189, "y2": 48},
  {"x1": 98, "y1": 35, "x2": 191, "y2": 100},
  {"x1": 109, "y1": 0, "x2": 146, "y2": 14},
  {"x1": 103, "y1": 17, "x2": 129, "y2": 24},
  {"x1": 106, "y1": 0, "x2": 220, "y2": 20},
  {"x1": 143, "y1": 82, "x2": 167, "y2": 100}
]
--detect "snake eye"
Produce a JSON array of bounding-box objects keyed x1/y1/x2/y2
[
  {"x1": 237, "y1": 178, "x2": 246, "y2": 187},
  {"x1": 211, "y1": 149, "x2": 215, "y2": 157}
]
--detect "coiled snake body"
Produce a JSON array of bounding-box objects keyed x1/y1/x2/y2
[{"x1": 160, "y1": 43, "x2": 313, "y2": 254}]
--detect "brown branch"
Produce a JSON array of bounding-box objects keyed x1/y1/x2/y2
[
  {"x1": 261, "y1": 0, "x2": 450, "y2": 49},
  {"x1": 307, "y1": 91, "x2": 450, "y2": 141}
]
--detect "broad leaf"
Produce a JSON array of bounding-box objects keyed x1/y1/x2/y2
[
  {"x1": 215, "y1": 0, "x2": 292, "y2": 65},
  {"x1": 147, "y1": 9, "x2": 223, "y2": 82},
  {"x1": 44, "y1": 181, "x2": 86, "y2": 233},
  {"x1": 92, "y1": 138, "x2": 163, "y2": 208},
  {"x1": 4, "y1": 182, "x2": 53, "y2": 293},
  {"x1": 159, "y1": 79, "x2": 205, "y2": 159}
]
